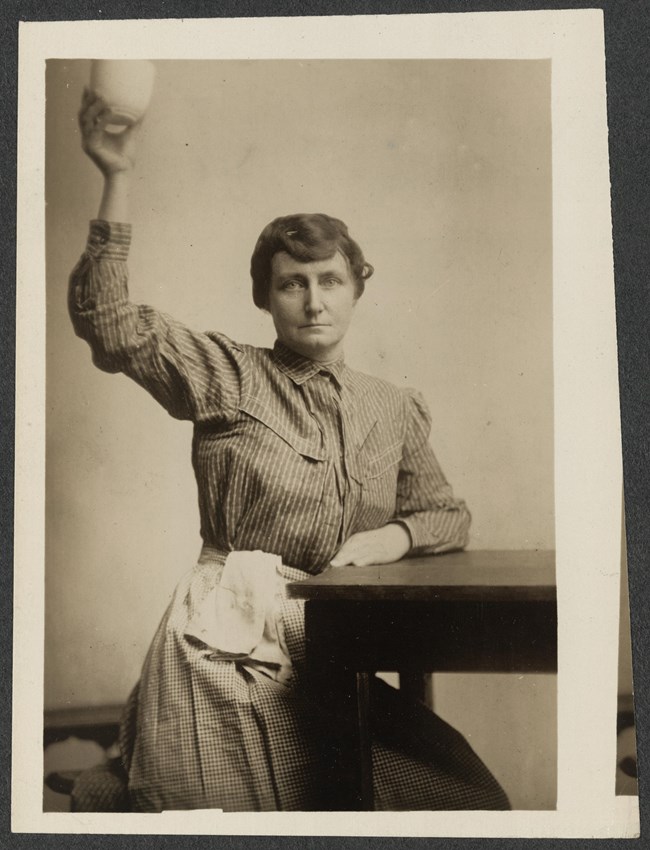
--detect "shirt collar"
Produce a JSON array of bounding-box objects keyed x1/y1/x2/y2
[{"x1": 272, "y1": 340, "x2": 347, "y2": 388}]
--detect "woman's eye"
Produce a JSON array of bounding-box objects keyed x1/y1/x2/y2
[
  {"x1": 283, "y1": 280, "x2": 303, "y2": 290},
  {"x1": 322, "y1": 278, "x2": 340, "y2": 288}
]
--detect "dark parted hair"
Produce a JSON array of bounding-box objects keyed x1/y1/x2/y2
[{"x1": 250, "y1": 213, "x2": 374, "y2": 310}]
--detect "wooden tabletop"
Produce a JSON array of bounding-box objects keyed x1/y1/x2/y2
[{"x1": 286, "y1": 549, "x2": 556, "y2": 602}]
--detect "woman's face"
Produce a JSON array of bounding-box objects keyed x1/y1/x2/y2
[{"x1": 268, "y1": 250, "x2": 358, "y2": 363}]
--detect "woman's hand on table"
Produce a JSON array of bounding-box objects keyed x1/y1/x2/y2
[
  {"x1": 330, "y1": 523, "x2": 411, "y2": 567},
  {"x1": 78, "y1": 88, "x2": 141, "y2": 177}
]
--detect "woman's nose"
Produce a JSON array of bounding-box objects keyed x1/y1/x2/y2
[{"x1": 304, "y1": 283, "x2": 323, "y2": 314}]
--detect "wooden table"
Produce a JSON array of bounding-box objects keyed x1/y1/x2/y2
[{"x1": 287, "y1": 549, "x2": 556, "y2": 810}]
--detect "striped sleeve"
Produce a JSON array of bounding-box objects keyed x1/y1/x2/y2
[
  {"x1": 395, "y1": 389, "x2": 471, "y2": 555},
  {"x1": 68, "y1": 220, "x2": 244, "y2": 423}
]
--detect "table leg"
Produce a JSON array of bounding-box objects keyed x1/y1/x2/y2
[
  {"x1": 323, "y1": 667, "x2": 375, "y2": 810},
  {"x1": 305, "y1": 600, "x2": 376, "y2": 809},
  {"x1": 398, "y1": 669, "x2": 432, "y2": 708},
  {"x1": 301, "y1": 587, "x2": 557, "y2": 810},
  {"x1": 355, "y1": 671, "x2": 374, "y2": 810}
]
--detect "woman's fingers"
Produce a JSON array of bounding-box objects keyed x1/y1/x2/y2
[
  {"x1": 330, "y1": 532, "x2": 374, "y2": 566},
  {"x1": 77, "y1": 88, "x2": 139, "y2": 176},
  {"x1": 78, "y1": 88, "x2": 98, "y2": 121},
  {"x1": 329, "y1": 537, "x2": 356, "y2": 566},
  {"x1": 79, "y1": 91, "x2": 109, "y2": 128},
  {"x1": 331, "y1": 551, "x2": 377, "y2": 567},
  {"x1": 79, "y1": 102, "x2": 105, "y2": 138},
  {"x1": 338, "y1": 552, "x2": 376, "y2": 567}
]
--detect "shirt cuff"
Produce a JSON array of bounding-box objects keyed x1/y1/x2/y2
[
  {"x1": 85, "y1": 220, "x2": 132, "y2": 261},
  {"x1": 396, "y1": 514, "x2": 449, "y2": 555},
  {"x1": 398, "y1": 512, "x2": 470, "y2": 556},
  {"x1": 386, "y1": 519, "x2": 414, "y2": 550},
  {"x1": 393, "y1": 516, "x2": 427, "y2": 552}
]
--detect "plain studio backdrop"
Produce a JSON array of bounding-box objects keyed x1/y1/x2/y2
[{"x1": 45, "y1": 59, "x2": 555, "y2": 809}]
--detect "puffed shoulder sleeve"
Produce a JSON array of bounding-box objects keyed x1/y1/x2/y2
[
  {"x1": 69, "y1": 220, "x2": 245, "y2": 423},
  {"x1": 394, "y1": 388, "x2": 471, "y2": 555}
]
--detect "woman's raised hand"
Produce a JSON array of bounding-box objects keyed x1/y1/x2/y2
[
  {"x1": 330, "y1": 523, "x2": 411, "y2": 567},
  {"x1": 78, "y1": 87, "x2": 141, "y2": 176}
]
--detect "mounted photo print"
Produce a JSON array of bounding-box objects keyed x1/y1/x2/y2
[{"x1": 14, "y1": 9, "x2": 638, "y2": 839}]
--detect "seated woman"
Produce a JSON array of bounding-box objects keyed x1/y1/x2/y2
[{"x1": 69, "y1": 89, "x2": 510, "y2": 812}]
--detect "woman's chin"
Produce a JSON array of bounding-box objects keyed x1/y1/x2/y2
[{"x1": 283, "y1": 335, "x2": 341, "y2": 361}]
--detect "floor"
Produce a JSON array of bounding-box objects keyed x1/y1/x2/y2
[
  {"x1": 43, "y1": 706, "x2": 638, "y2": 811},
  {"x1": 43, "y1": 735, "x2": 118, "y2": 812}
]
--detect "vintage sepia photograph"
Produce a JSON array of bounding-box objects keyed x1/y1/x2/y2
[
  {"x1": 13, "y1": 11, "x2": 636, "y2": 838},
  {"x1": 43, "y1": 56, "x2": 555, "y2": 814}
]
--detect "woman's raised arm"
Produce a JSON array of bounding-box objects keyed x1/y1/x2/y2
[{"x1": 71, "y1": 90, "x2": 245, "y2": 425}]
